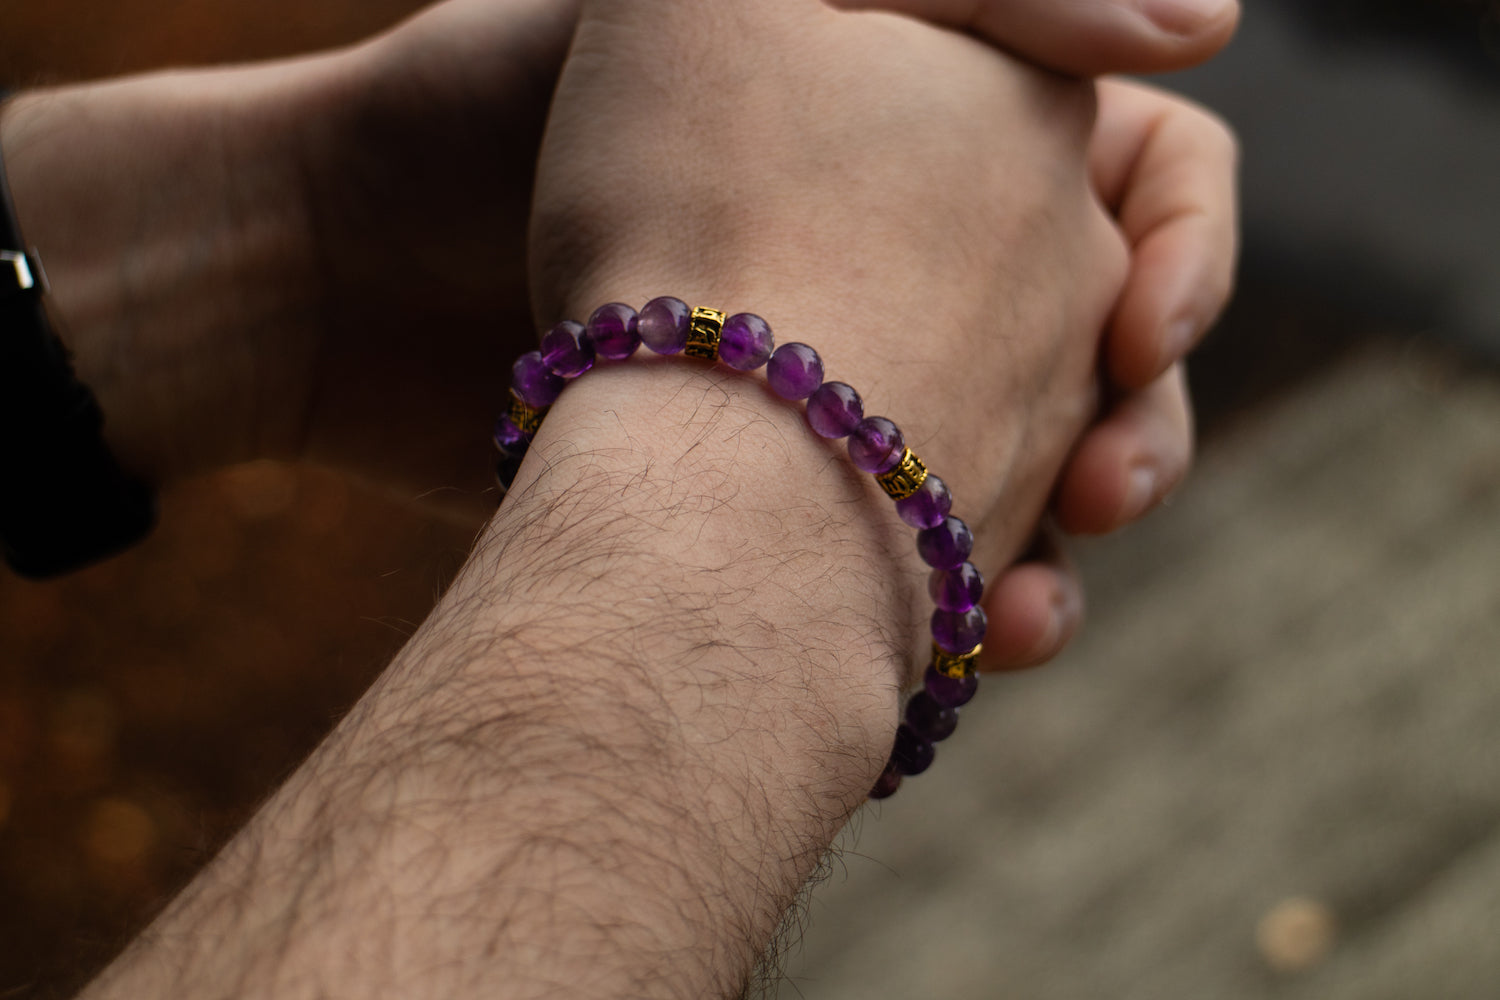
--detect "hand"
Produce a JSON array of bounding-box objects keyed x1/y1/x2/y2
[
  {"x1": 0, "y1": 0, "x2": 1232, "y2": 533},
  {"x1": 832, "y1": 0, "x2": 1240, "y2": 75},
  {"x1": 817, "y1": 0, "x2": 1239, "y2": 670},
  {"x1": 528, "y1": 3, "x2": 1238, "y2": 670},
  {"x1": 529, "y1": 1, "x2": 1128, "y2": 667},
  {"x1": 293, "y1": 0, "x2": 1236, "y2": 525},
  {"x1": 298, "y1": 0, "x2": 1235, "y2": 659},
  {"x1": 308, "y1": 0, "x2": 1236, "y2": 654},
  {"x1": 979, "y1": 78, "x2": 1239, "y2": 667}
]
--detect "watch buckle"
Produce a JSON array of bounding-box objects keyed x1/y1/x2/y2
[{"x1": 1, "y1": 248, "x2": 47, "y2": 297}]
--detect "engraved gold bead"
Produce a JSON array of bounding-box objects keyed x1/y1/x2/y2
[
  {"x1": 875, "y1": 447, "x2": 929, "y2": 501},
  {"x1": 508, "y1": 393, "x2": 548, "y2": 436},
  {"x1": 932, "y1": 642, "x2": 981, "y2": 679},
  {"x1": 685, "y1": 306, "x2": 727, "y2": 361}
]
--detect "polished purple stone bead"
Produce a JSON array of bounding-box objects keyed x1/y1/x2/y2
[
  {"x1": 930, "y1": 561, "x2": 984, "y2": 613},
  {"x1": 588, "y1": 302, "x2": 641, "y2": 360},
  {"x1": 719, "y1": 312, "x2": 774, "y2": 370},
  {"x1": 916, "y1": 515, "x2": 973, "y2": 570},
  {"x1": 891, "y1": 723, "x2": 935, "y2": 776},
  {"x1": 806, "y1": 382, "x2": 864, "y2": 439},
  {"x1": 766, "y1": 343, "x2": 824, "y2": 400},
  {"x1": 924, "y1": 663, "x2": 979, "y2": 708},
  {"x1": 895, "y1": 474, "x2": 953, "y2": 530},
  {"x1": 492, "y1": 415, "x2": 530, "y2": 457},
  {"x1": 905, "y1": 691, "x2": 959, "y2": 742},
  {"x1": 932, "y1": 604, "x2": 988, "y2": 654},
  {"x1": 638, "y1": 296, "x2": 691, "y2": 355},
  {"x1": 848, "y1": 417, "x2": 905, "y2": 474},
  {"x1": 869, "y1": 762, "x2": 903, "y2": 800},
  {"x1": 511, "y1": 350, "x2": 564, "y2": 408},
  {"x1": 540, "y1": 320, "x2": 595, "y2": 378}
]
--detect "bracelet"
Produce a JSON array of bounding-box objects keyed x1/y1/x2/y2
[
  {"x1": 491, "y1": 298, "x2": 985, "y2": 800},
  {"x1": 0, "y1": 93, "x2": 155, "y2": 578}
]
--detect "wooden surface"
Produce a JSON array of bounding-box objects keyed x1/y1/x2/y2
[{"x1": 784, "y1": 346, "x2": 1500, "y2": 998}]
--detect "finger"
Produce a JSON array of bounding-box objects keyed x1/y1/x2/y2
[
  {"x1": 977, "y1": 528, "x2": 1085, "y2": 672},
  {"x1": 1053, "y1": 363, "x2": 1194, "y2": 535},
  {"x1": 824, "y1": 0, "x2": 1239, "y2": 76},
  {"x1": 1091, "y1": 79, "x2": 1240, "y2": 388}
]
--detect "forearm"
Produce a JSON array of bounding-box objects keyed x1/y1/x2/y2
[
  {"x1": 0, "y1": 2, "x2": 577, "y2": 498},
  {"x1": 82, "y1": 356, "x2": 913, "y2": 1000},
  {"x1": 0, "y1": 62, "x2": 335, "y2": 481}
]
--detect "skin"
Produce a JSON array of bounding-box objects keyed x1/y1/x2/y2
[
  {"x1": 832, "y1": 0, "x2": 1240, "y2": 76},
  {"x1": 0, "y1": 0, "x2": 1238, "y2": 995},
  {"x1": 78, "y1": 8, "x2": 1141, "y2": 991},
  {"x1": 0, "y1": 0, "x2": 1236, "y2": 667},
  {"x1": 530, "y1": 2, "x2": 1127, "y2": 578}
]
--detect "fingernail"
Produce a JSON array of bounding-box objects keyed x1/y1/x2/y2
[
  {"x1": 1024, "y1": 596, "x2": 1066, "y2": 665},
  {"x1": 1028, "y1": 581, "x2": 1084, "y2": 663},
  {"x1": 1140, "y1": 0, "x2": 1234, "y2": 37},
  {"x1": 1120, "y1": 466, "x2": 1158, "y2": 523}
]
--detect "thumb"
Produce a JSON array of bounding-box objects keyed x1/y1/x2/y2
[{"x1": 825, "y1": 0, "x2": 1239, "y2": 76}]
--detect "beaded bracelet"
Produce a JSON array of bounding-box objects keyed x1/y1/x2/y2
[{"x1": 492, "y1": 298, "x2": 985, "y2": 800}]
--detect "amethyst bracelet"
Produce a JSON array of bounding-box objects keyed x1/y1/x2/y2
[{"x1": 493, "y1": 298, "x2": 985, "y2": 800}]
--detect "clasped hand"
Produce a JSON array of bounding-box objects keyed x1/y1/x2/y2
[
  {"x1": 1, "y1": 2, "x2": 1244, "y2": 996},
  {"x1": 1, "y1": 0, "x2": 1239, "y2": 671},
  {"x1": 350, "y1": 0, "x2": 1239, "y2": 670}
]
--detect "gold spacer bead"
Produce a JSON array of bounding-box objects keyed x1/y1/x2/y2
[
  {"x1": 685, "y1": 306, "x2": 727, "y2": 361},
  {"x1": 508, "y1": 393, "x2": 549, "y2": 436},
  {"x1": 875, "y1": 448, "x2": 929, "y2": 501},
  {"x1": 932, "y1": 642, "x2": 981, "y2": 679}
]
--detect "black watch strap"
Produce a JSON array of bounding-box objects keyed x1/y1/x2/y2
[{"x1": 0, "y1": 92, "x2": 155, "y2": 579}]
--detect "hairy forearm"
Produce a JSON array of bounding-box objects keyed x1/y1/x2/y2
[
  {"x1": 0, "y1": 63, "x2": 332, "y2": 481},
  {"x1": 83, "y1": 360, "x2": 914, "y2": 1000}
]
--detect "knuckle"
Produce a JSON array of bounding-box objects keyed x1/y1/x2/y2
[
  {"x1": 1032, "y1": 74, "x2": 1099, "y2": 147},
  {"x1": 1193, "y1": 106, "x2": 1241, "y2": 167},
  {"x1": 1203, "y1": 249, "x2": 1237, "y2": 306}
]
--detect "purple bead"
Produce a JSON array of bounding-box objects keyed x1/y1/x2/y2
[
  {"x1": 638, "y1": 296, "x2": 690, "y2": 355},
  {"x1": 766, "y1": 343, "x2": 824, "y2": 400},
  {"x1": 895, "y1": 474, "x2": 953, "y2": 530},
  {"x1": 932, "y1": 605, "x2": 988, "y2": 654},
  {"x1": 848, "y1": 417, "x2": 906, "y2": 474},
  {"x1": 806, "y1": 382, "x2": 864, "y2": 439},
  {"x1": 905, "y1": 692, "x2": 959, "y2": 742},
  {"x1": 869, "y1": 762, "x2": 903, "y2": 800},
  {"x1": 492, "y1": 415, "x2": 530, "y2": 457},
  {"x1": 511, "y1": 350, "x2": 565, "y2": 408},
  {"x1": 917, "y1": 516, "x2": 973, "y2": 570},
  {"x1": 588, "y1": 302, "x2": 641, "y2": 360},
  {"x1": 891, "y1": 723, "x2": 935, "y2": 776},
  {"x1": 540, "y1": 320, "x2": 595, "y2": 378},
  {"x1": 719, "y1": 312, "x2": 774, "y2": 370},
  {"x1": 924, "y1": 664, "x2": 979, "y2": 708},
  {"x1": 930, "y1": 562, "x2": 984, "y2": 613}
]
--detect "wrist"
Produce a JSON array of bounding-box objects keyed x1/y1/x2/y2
[
  {"x1": 377, "y1": 361, "x2": 911, "y2": 991},
  {"x1": 89, "y1": 364, "x2": 914, "y2": 999},
  {"x1": 478, "y1": 357, "x2": 914, "y2": 761},
  {"x1": 0, "y1": 65, "x2": 327, "y2": 482}
]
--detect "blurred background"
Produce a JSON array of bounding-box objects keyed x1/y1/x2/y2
[{"x1": 0, "y1": 1, "x2": 1496, "y2": 997}]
